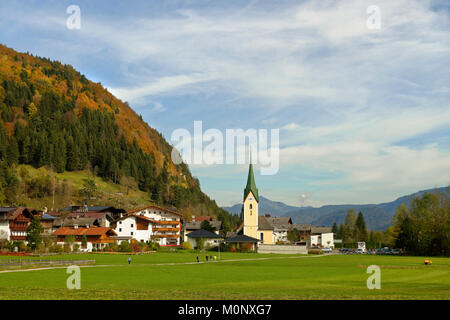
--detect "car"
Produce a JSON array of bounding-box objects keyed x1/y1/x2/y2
[{"x1": 321, "y1": 248, "x2": 332, "y2": 253}]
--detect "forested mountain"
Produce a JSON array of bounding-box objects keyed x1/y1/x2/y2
[{"x1": 0, "y1": 43, "x2": 235, "y2": 224}]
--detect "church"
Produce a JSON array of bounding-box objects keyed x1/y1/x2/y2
[{"x1": 242, "y1": 162, "x2": 275, "y2": 245}]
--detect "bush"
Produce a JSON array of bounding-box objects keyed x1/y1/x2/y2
[
  {"x1": 239, "y1": 243, "x2": 253, "y2": 253},
  {"x1": 73, "y1": 244, "x2": 80, "y2": 252},
  {"x1": 308, "y1": 249, "x2": 323, "y2": 255},
  {"x1": 182, "y1": 241, "x2": 192, "y2": 250},
  {"x1": 53, "y1": 244, "x2": 64, "y2": 253},
  {"x1": 119, "y1": 241, "x2": 132, "y2": 252}
]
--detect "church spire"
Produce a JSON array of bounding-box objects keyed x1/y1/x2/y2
[{"x1": 243, "y1": 148, "x2": 259, "y2": 202}]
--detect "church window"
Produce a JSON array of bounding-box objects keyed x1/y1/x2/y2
[{"x1": 249, "y1": 204, "x2": 252, "y2": 210}]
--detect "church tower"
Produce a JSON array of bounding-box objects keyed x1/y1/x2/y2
[{"x1": 243, "y1": 161, "x2": 259, "y2": 239}]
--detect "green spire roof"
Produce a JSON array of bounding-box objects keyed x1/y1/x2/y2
[{"x1": 243, "y1": 162, "x2": 259, "y2": 202}]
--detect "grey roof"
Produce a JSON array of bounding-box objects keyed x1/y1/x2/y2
[
  {"x1": 224, "y1": 234, "x2": 260, "y2": 243},
  {"x1": 42, "y1": 213, "x2": 57, "y2": 220},
  {"x1": 186, "y1": 229, "x2": 222, "y2": 239},
  {"x1": 0, "y1": 207, "x2": 17, "y2": 213},
  {"x1": 54, "y1": 217, "x2": 97, "y2": 227},
  {"x1": 311, "y1": 226, "x2": 332, "y2": 234},
  {"x1": 265, "y1": 216, "x2": 292, "y2": 231},
  {"x1": 291, "y1": 224, "x2": 312, "y2": 231},
  {"x1": 184, "y1": 220, "x2": 222, "y2": 231},
  {"x1": 258, "y1": 216, "x2": 274, "y2": 230}
]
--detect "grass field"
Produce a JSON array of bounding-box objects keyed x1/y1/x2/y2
[{"x1": 0, "y1": 252, "x2": 449, "y2": 300}]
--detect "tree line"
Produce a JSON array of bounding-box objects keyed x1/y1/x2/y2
[{"x1": 332, "y1": 189, "x2": 449, "y2": 255}]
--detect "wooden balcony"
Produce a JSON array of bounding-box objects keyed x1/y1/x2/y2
[
  {"x1": 152, "y1": 234, "x2": 180, "y2": 238},
  {"x1": 153, "y1": 227, "x2": 179, "y2": 232},
  {"x1": 150, "y1": 220, "x2": 181, "y2": 225}
]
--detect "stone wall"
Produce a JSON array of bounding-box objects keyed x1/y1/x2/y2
[{"x1": 257, "y1": 244, "x2": 307, "y2": 254}]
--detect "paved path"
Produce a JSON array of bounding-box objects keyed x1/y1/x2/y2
[{"x1": 0, "y1": 253, "x2": 333, "y2": 273}]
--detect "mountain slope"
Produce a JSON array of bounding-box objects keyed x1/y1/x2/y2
[
  {"x1": 222, "y1": 196, "x2": 301, "y2": 216},
  {"x1": 0, "y1": 43, "x2": 227, "y2": 219},
  {"x1": 222, "y1": 187, "x2": 449, "y2": 230}
]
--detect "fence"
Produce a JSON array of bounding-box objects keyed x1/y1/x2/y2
[{"x1": 0, "y1": 259, "x2": 95, "y2": 268}]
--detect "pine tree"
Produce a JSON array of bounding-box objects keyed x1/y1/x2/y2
[
  {"x1": 355, "y1": 211, "x2": 368, "y2": 242},
  {"x1": 26, "y1": 216, "x2": 43, "y2": 250},
  {"x1": 331, "y1": 222, "x2": 338, "y2": 235}
]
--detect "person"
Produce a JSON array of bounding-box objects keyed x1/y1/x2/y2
[
  {"x1": 128, "y1": 256, "x2": 131, "y2": 265},
  {"x1": 214, "y1": 255, "x2": 217, "y2": 261},
  {"x1": 206, "y1": 255, "x2": 208, "y2": 262},
  {"x1": 196, "y1": 255, "x2": 199, "y2": 263},
  {"x1": 210, "y1": 255, "x2": 213, "y2": 261}
]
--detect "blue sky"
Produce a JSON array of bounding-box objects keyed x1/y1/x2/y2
[{"x1": 0, "y1": 0, "x2": 449, "y2": 207}]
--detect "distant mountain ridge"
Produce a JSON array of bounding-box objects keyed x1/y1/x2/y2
[{"x1": 222, "y1": 187, "x2": 449, "y2": 230}]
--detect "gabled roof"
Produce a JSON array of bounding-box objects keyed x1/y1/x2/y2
[
  {"x1": 0, "y1": 207, "x2": 17, "y2": 213},
  {"x1": 53, "y1": 217, "x2": 98, "y2": 227},
  {"x1": 224, "y1": 234, "x2": 260, "y2": 243},
  {"x1": 258, "y1": 215, "x2": 274, "y2": 230},
  {"x1": 3, "y1": 207, "x2": 37, "y2": 221},
  {"x1": 184, "y1": 220, "x2": 222, "y2": 231},
  {"x1": 265, "y1": 217, "x2": 292, "y2": 230},
  {"x1": 243, "y1": 163, "x2": 259, "y2": 202},
  {"x1": 186, "y1": 229, "x2": 222, "y2": 239},
  {"x1": 53, "y1": 226, "x2": 117, "y2": 237},
  {"x1": 291, "y1": 224, "x2": 312, "y2": 231},
  {"x1": 127, "y1": 204, "x2": 183, "y2": 217},
  {"x1": 311, "y1": 226, "x2": 332, "y2": 234}
]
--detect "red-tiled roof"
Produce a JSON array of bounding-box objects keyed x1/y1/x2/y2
[{"x1": 53, "y1": 226, "x2": 117, "y2": 236}]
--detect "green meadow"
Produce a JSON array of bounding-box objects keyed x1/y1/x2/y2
[{"x1": 0, "y1": 252, "x2": 448, "y2": 300}]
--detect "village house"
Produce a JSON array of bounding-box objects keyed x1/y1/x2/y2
[
  {"x1": 0, "y1": 207, "x2": 39, "y2": 241},
  {"x1": 38, "y1": 212, "x2": 57, "y2": 236},
  {"x1": 186, "y1": 229, "x2": 222, "y2": 249},
  {"x1": 53, "y1": 226, "x2": 117, "y2": 252},
  {"x1": 290, "y1": 224, "x2": 334, "y2": 248},
  {"x1": 183, "y1": 216, "x2": 222, "y2": 242},
  {"x1": 114, "y1": 205, "x2": 183, "y2": 246},
  {"x1": 264, "y1": 215, "x2": 293, "y2": 243},
  {"x1": 56, "y1": 205, "x2": 126, "y2": 228},
  {"x1": 110, "y1": 214, "x2": 153, "y2": 244}
]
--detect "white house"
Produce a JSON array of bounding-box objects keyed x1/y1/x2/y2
[
  {"x1": 111, "y1": 214, "x2": 153, "y2": 243},
  {"x1": 186, "y1": 229, "x2": 222, "y2": 249},
  {"x1": 115, "y1": 205, "x2": 183, "y2": 246},
  {"x1": 310, "y1": 232, "x2": 334, "y2": 248}
]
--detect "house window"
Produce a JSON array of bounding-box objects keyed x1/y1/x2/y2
[
  {"x1": 260, "y1": 233, "x2": 264, "y2": 243},
  {"x1": 119, "y1": 221, "x2": 122, "y2": 224},
  {"x1": 249, "y1": 204, "x2": 252, "y2": 209},
  {"x1": 131, "y1": 224, "x2": 134, "y2": 228},
  {"x1": 119, "y1": 228, "x2": 122, "y2": 232},
  {"x1": 131, "y1": 232, "x2": 134, "y2": 236}
]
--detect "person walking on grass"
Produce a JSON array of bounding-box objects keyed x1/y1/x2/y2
[
  {"x1": 196, "y1": 255, "x2": 199, "y2": 263},
  {"x1": 128, "y1": 256, "x2": 131, "y2": 265},
  {"x1": 206, "y1": 255, "x2": 209, "y2": 262}
]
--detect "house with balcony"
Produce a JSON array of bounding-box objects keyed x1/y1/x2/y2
[
  {"x1": 114, "y1": 205, "x2": 183, "y2": 246},
  {"x1": 0, "y1": 207, "x2": 39, "y2": 241}
]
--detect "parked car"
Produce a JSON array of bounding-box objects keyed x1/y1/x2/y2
[{"x1": 322, "y1": 247, "x2": 332, "y2": 253}]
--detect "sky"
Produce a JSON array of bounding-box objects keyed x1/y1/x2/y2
[{"x1": 0, "y1": 0, "x2": 449, "y2": 207}]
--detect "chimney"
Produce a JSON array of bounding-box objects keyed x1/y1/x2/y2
[{"x1": 265, "y1": 214, "x2": 271, "y2": 217}]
